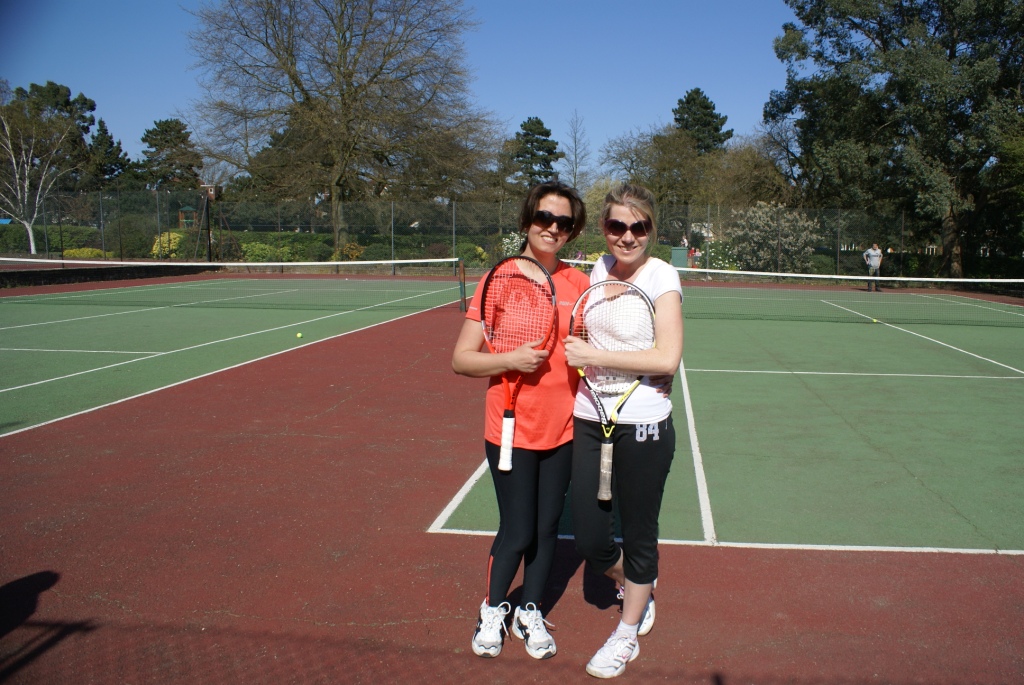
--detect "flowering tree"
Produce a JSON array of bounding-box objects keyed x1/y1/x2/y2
[{"x1": 727, "y1": 202, "x2": 822, "y2": 273}]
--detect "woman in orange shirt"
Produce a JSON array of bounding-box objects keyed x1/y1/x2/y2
[{"x1": 452, "y1": 180, "x2": 590, "y2": 660}]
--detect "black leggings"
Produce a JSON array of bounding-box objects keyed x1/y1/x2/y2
[
  {"x1": 485, "y1": 440, "x2": 573, "y2": 607},
  {"x1": 571, "y1": 416, "x2": 675, "y2": 584}
]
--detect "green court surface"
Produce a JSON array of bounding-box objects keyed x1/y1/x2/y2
[
  {"x1": 0, "y1": 273, "x2": 465, "y2": 435},
  {"x1": 4, "y1": 270, "x2": 1023, "y2": 554},
  {"x1": 436, "y1": 315, "x2": 1024, "y2": 553}
]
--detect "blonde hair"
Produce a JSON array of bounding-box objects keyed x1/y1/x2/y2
[{"x1": 602, "y1": 183, "x2": 658, "y2": 247}]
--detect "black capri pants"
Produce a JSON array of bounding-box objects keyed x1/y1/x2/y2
[{"x1": 571, "y1": 415, "x2": 674, "y2": 585}]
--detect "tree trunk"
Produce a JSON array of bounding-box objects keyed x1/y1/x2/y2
[
  {"x1": 940, "y1": 206, "x2": 963, "y2": 278},
  {"x1": 22, "y1": 220, "x2": 37, "y2": 255}
]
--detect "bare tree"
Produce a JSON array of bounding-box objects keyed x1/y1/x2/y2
[
  {"x1": 558, "y1": 110, "x2": 593, "y2": 191},
  {"x1": 0, "y1": 94, "x2": 77, "y2": 254},
  {"x1": 190, "y1": 0, "x2": 491, "y2": 237}
]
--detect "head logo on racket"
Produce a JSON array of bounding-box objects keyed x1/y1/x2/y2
[{"x1": 479, "y1": 256, "x2": 557, "y2": 471}]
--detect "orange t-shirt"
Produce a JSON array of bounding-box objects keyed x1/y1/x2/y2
[{"x1": 466, "y1": 261, "x2": 590, "y2": 450}]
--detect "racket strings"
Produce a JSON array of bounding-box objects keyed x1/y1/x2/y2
[
  {"x1": 483, "y1": 273, "x2": 555, "y2": 353},
  {"x1": 574, "y1": 286, "x2": 655, "y2": 395}
]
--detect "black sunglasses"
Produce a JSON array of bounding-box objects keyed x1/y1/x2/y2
[
  {"x1": 533, "y1": 210, "x2": 574, "y2": 233},
  {"x1": 603, "y1": 218, "x2": 652, "y2": 237}
]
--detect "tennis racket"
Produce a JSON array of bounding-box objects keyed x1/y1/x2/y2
[
  {"x1": 479, "y1": 256, "x2": 557, "y2": 471},
  {"x1": 569, "y1": 280, "x2": 656, "y2": 500}
]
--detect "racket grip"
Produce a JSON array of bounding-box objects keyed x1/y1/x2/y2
[
  {"x1": 597, "y1": 441, "x2": 613, "y2": 501},
  {"x1": 498, "y1": 413, "x2": 515, "y2": 471}
]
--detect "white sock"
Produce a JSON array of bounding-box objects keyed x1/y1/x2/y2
[{"x1": 616, "y1": 620, "x2": 639, "y2": 640}]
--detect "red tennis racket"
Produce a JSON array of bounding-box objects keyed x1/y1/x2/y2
[{"x1": 479, "y1": 256, "x2": 557, "y2": 471}]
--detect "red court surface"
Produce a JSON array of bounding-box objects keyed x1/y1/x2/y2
[{"x1": 2, "y1": 306, "x2": 1022, "y2": 683}]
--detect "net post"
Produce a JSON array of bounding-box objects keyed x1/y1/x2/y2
[{"x1": 458, "y1": 259, "x2": 467, "y2": 312}]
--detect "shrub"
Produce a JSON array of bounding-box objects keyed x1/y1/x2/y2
[
  {"x1": 152, "y1": 232, "x2": 185, "y2": 258},
  {"x1": 809, "y1": 253, "x2": 836, "y2": 274},
  {"x1": 358, "y1": 243, "x2": 393, "y2": 261},
  {"x1": 302, "y1": 241, "x2": 334, "y2": 261},
  {"x1": 333, "y1": 242, "x2": 365, "y2": 260},
  {"x1": 242, "y1": 242, "x2": 293, "y2": 262},
  {"x1": 63, "y1": 247, "x2": 114, "y2": 259},
  {"x1": 455, "y1": 242, "x2": 488, "y2": 267}
]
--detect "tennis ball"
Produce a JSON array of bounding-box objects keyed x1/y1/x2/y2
[
  {"x1": 872, "y1": 319, "x2": 878, "y2": 323},
  {"x1": 296, "y1": 332, "x2": 303, "y2": 338}
]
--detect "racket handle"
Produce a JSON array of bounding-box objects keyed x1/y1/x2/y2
[
  {"x1": 597, "y1": 441, "x2": 613, "y2": 501},
  {"x1": 498, "y1": 413, "x2": 515, "y2": 471}
]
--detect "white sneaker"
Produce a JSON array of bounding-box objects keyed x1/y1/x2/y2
[
  {"x1": 639, "y1": 592, "x2": 655, "y2": 636},
  {"x1": 471, "y1": 601, "x2": 510, "y2": 658},
  {"x1": 586, "y1": 630, "x2": 639, "y2": 678},
  {"x1": 511, "y1": 602, "x2": 556, "y2": 659},
  {"x1": 616, "y1": 582, "x2": 656, "y2": 637}
]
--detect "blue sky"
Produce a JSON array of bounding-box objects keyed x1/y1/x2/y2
[{"x1": 2, "y1": 0, "x2": 797, "y2": 168}]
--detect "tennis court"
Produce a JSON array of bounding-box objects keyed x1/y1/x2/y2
[
  {"x1": 0, "y1": 259, "x2": 465, "y2": 435},
  {"x1": 2, "y1": 262, "x2": 1023, "y2": 683},
  {"x1": 436, "y1": 277, "x2": 1024, "y2": 554}
]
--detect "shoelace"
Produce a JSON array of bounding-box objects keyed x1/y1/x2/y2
[
  {"x1": 483, "y1": 602, "x2": 510, "y2": 636},
  {"x1": 603, "y1": 632, "x2": 637, "y2": 661},
  {"x1": 520, "y1": 603, "x2": 554, "y2": 639}
]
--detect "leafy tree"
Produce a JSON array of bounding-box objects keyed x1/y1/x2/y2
[
  {"x1": 767, "y1": 0, "x2": 1024, "y2": 276},
  {"x1": 140, "y1": 119, "x2": 203, "y2": 189},
  {"x1": 672, "y1": 88, "x2": 733, "y2": 154},
  {"x1": 190, "y1": 0, "x2": 492, "y2": 236},
  {"x1": 11, "y1": 81, "x2": 96, "y2": 191},
  {"x1": 0, "y1": 81, "x2": 82, "y2": 253},
  {"x1": 79, "y1": 119, "x2": 133, "y2": 191},
  {"x1": 601, "y1": 125, "x2": 701, "y2": 205},
  {"x1": 511, "y1": 117, "x2": 563, "y2": 187}
]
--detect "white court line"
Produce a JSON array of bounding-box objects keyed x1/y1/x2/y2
[
  {"x1": 825, "y1": 301, "x2": 1024, "y2": 376},
  {"x1": 913, "y1": 292, "x2": 1024, "y2": 319},
  {"x1": 0, "y1": 294, "x2": 457, "y2": 438},
  {"x1": 680, "y1": 357, "x2": 717, "y2": 544},
  {"x1": 426, "y1": 459, "x2": 490, "y2": 533},
  {"x1": 428, "y1": 526, "x2": 1024, "y2": 555},
  {"x1": 428, "y1": 308, "x2": 1023, "y2": 555},
  {"x1": 684, "y1": 369, "x2": 1024, "y2": 380},
  {"x1": 1, "y1": 287, "x2": 454, "y2": 394},
  {"x1": 0, "y1": 348, "x2": 161, "y2": 355},
  {"x1": 0, "y1": 288, "x2": 303, "y2": 331}
]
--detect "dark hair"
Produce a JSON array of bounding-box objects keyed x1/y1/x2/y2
[{"x1": 518, "y1": 180, "x2": 587, "y2": 242}]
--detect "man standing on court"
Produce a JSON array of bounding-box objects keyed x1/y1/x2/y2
[{"x1": 863, "y1": 243, "x2": 883, "y2": 291}]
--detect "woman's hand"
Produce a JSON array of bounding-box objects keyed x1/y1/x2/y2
[
  {"x1": 563, "y1": 335, "x2": 596, "y2": 369},
  {"x1": 649, "y1": 374, "x2": 674, "y2": 397},
  {"x1": 506, "y1": 339, "x2": 550, "y2": 374}
]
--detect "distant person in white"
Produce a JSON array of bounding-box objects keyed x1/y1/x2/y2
[{"x1": 863, "y1": 243, "x2": 883, "y2": 291}]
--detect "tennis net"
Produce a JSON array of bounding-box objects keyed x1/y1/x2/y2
[
  {"x1": 676, "y1": 268, "x2": 1024, "y2": 327},
  {"x1": 0, "y1": 257, "x2": 467, "y2": 311}
]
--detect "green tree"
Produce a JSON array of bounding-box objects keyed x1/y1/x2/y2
[
  {"x1": 140, "y1": 119, "x2": 203, "y2": 189},
  {"x1": 191, "y1": 0, "x2": 492, "y2": 236},
  {"x1": 79, "y1": 119, "x2": 133, "y2": 191},
  {"x1": 672, "y1": 88, "x2": 733, "y2": 155},
  {"x1": 767, "y1": 0, "x2": 1024, "y2": 276},
  {"x1": 601, "y1": 125, "x2": 701, "y2": 205},
  {"x1": 511, "y1": 117, "x2": 563, "y2": 187},
  {"x1": 0, "y1": 81, "x2": 83, "y2": 253}
]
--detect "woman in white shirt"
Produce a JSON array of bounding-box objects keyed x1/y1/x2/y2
[{"x1": 563, "y1": 183, "x2": 683, "y2": 679}]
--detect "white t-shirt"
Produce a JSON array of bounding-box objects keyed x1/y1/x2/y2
[{"x1": 573, "y1": 256, "x2": 682, "y2": 425}]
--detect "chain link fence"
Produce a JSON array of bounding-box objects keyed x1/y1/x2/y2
[{"x1": 1, "y1": 192, "x2": 1018, "y2": 278}]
